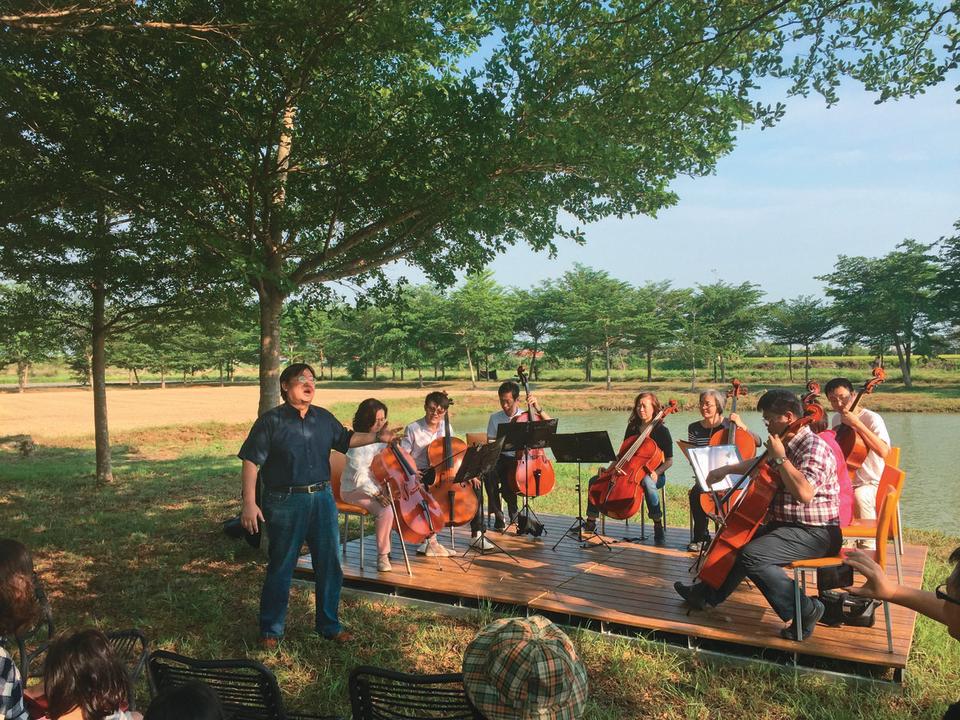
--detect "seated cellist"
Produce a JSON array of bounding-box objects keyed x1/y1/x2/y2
[
  {"x1": 584, "y1": 392, "x2": 673, "y2": 545},
  {"x1": 674, "y1": 389, "x2": 841, "y2": 641}
]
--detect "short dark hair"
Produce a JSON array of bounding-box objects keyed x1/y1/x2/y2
[
  {"x1": 278, "y1": 363, "x2": 316, "y2": 402},
  {"x1": 498, "y1": 381, "x2": 520, "y2": 399},
  {"x1": 824, "y1": 377, "x2": 854, "y2": 395},
  {"x1": 44, "y1": 629, "x2": 130, "y2": 720},
  {"x1": 424, "y1": 391, "x2": 450, "y2": 410},
  {"x1": 352, "y1": 398, "x2": 388, "y2": 433},
  {"x1": 757, "y1": 389, "x2": 802, "y2": 418},
  {"x1": 0, "y1": 538, "x2": 38, "y2": 636},
  {"x1": 145, "y1": 681, "x2": 227, "y2": 720}
]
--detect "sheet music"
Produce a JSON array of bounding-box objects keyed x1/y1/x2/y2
[{"x1": 687, "y1": 444, "x2": 746, "y2": 492}]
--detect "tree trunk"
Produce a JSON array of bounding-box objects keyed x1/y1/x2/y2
[
  {"x1": 218, "y1": 361, "x2": 224, "y2": 387},
  {"x1": 417, "y1": 366, "x2": 423, "y2": 388},
  {"x1": 803, "y1": 344, "x2": 810, "y2": 383},
  {"x1": 712, "y1": 357, "x2": 717, "y2": 382},
  {"x1": 892, "y1": 336, "x2": 910, "y2": 387},
  {"x1": 373, "y1": 362, "x2": 378, "y2": 381},
  {"x1": 788, "y1": 344, "x2": 794, "y2": 382},
  {"x1": 86, "y1": 355, "x2": 93, "y2": 388},
  {"x1": 133, "y1": 367, "x2": 140, "y2": 385},
  {"x1": 91, "y1": 279, "x2": 113, "y2": 484},
  {"x1": 530, "y1": 339, "x2": 539, "y2": 380},
  {"x1": 256, "y1": 284, "x2": 285, "y2": 416},
  {"x1": 17, "y1": 360, "x2": 27, "y2": 393},
  {"x1": 433, "y1": 362, "x2": 438, "y2": 380},
  {"x1": 604, "y1": 343, "x2": 612, "y2": 391},
  {"x1": 392, "y1": 366, "x2": 396, "y2": 380},
  {"x1": 160, "y1": 365, "x2": 166, "y2": 389},
  {"x1": 689, "y1": 354, "x2": 697, "y2": 390},
  {"x1": 400, "y1": 365, "x2": 404, "y2": 381},
  {"x1": 646, "y1": 349, "x2": 652, "y2": 382},
  {"x1": 465, "y1": 345, "x2": 476, "y2": 389}
]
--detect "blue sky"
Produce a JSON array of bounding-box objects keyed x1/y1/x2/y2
[{"x1": 385, "y1": 80, "x2": 959, "y2": 303}]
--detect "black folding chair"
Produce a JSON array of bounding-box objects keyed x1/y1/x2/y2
[
  {"x1": 148, "y1": 649, "x2": 340, "y2": 720},
  {"x1": 348, "y1": 665, "x2": 481, "y2": 720}
]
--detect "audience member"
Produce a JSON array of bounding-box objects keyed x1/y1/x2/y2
[
  {"x1": 43, "y1": 629, "x2": 141, "y2": 720},
  {"x1": 462, "y1": 615, "x2": 587, "y2": 720},
  {"x1": 143, "y1": 681, "x2": 226, "y2": 720},
  {"x1": 0, "y1": 539, "x2": 37, "y2": 720}
]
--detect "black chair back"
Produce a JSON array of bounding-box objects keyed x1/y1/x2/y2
[{"x1": 348, "y1": 665, "x2": 480, "y2": 720}]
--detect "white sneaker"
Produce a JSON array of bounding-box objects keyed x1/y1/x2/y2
[
  {"x1": 470, "y1": 534, "x2": 495, "y2": 551},
  {"x1": 424, "y1": 539, "x2": 449, "y2": 557},
  {"x1": 377, "y1": 554, "x2": 393, "y2": 572}
]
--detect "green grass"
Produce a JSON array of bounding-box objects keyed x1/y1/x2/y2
[{"x1": 2, "y1": 425, "x2": 959, "y2": 719}]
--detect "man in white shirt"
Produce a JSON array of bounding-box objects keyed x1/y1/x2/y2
[
  {"x1": 825, "y1": 377, "x2": 891, "y2": 522},
  {"x1": 486, "y1": 380, "x2": 551, "y2": 530}
]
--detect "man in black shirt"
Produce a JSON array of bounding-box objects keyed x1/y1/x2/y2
[{"x1": 238, "y1": 363, "x2": 391, "y2": 647}]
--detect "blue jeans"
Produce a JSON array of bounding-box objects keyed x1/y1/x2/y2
[
  {"x1": 701, "y1": 522, "x2": 841, "y2": 622},
  {"x1": 642, "y1": 473, "x2": 666, "y2": 521},
  {"x1": 260, "y1": 488, "x2": 342, "y2": 638}
]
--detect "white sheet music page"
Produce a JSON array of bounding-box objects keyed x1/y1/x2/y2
[{"x1": 688, "y1": 444, "x2": 745, "y2": 492}]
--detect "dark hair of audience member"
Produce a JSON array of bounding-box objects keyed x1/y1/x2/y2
[
  {"x1": 352, "y1": 398, "x2": 388, "y2": 433},
  {"x1": 44, "y1": 629, "x2": 130, "y2": 720},
  {"x1": 144, "y1": 681, "x2": 227, "y2": 720},
  {"x1": 0, "y1": 538, "x2": 39, "y2": 636}
]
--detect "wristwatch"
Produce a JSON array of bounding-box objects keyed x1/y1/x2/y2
[{"x1": 771, "y1": 456, "x2": 787, "y2": 467}]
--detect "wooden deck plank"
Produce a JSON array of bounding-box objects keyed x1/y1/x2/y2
[{"x1": 296, "y1": 512, "x2": 924, "y2": 672}]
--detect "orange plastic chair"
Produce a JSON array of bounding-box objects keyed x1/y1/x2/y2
[
  {"x1": 842, "y1": 464, "x2": 905, "y2": 582},
  {"x1": 788, "y1": 486, "x2": 897, "y2": 650},
  {"x1": 331, "y1": 450, "x2": 370, "y2": 569}
]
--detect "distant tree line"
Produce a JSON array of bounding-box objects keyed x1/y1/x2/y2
[{"x1": 5, "y1": 233, "x2": 960, "y2": 397}]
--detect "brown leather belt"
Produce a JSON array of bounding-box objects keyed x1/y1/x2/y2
[{"x1": 282, "y1": 481, "x2": 329, "y2": 494}]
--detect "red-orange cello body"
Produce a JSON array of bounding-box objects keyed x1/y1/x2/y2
[
  {"x1": 371, "y1": 443, "x2": 444, "y2": 545},
  {"x1": 834, "y1": 366, "x2": 885, "y2": 474},
  {"x1": 427, "y1": 399, "x2": 478, "y2": 527},
  {"x1": 512, "y1": 365, "x2": 556, "y2": 497},
  {"x1": 709, "y1": 379, "x2": 756, "y2": 461},
  {"x1": 697, "y1": 389, "x2": 825, "y2": 590},
  {"x1": 587, "y1": 400, "x2": 679, "y2": 520}
]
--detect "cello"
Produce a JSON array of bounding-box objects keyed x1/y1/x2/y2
[
  {"x1": 709, "y1": 379, "x2": 756, "y2": 460},
  {"x1": 371, "y1": 441, "x2": 444, "y2": 546},
  {"x1": 833, "y1": 366, "x2": 885, "y2": 474},
  {"x1": 696, "y1": 388, "x2": 824, "y2": 589},
  {"x1": 426, "y1": 396, "x2": 479, "y2": 527},
  {"x1": 588, "y1": 399, "x2": 679, "y2": 520},
  {"x1": 512, "y1": 365, "x2": 557, "y2": 497}
]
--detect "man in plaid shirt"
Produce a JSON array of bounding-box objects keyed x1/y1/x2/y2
[{"x1": 675, "y1": 389, "x2": 841, "y2": 641}]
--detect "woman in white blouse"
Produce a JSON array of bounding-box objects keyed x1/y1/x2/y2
[{"x1": 340, "y1": 399, "x2": 395, "y2": 572}]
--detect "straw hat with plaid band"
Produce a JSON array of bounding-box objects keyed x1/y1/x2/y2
[{"x1": 462, "y1": 615, "x2": 588, "y2": 720}]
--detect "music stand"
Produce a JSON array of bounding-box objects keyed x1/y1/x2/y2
[
  {"x1": 496, "y1": 419, "x2": 558, "y2": 537},
  {"x1": 453, "y1": 437, "x2": 521, "y2": 571},
  {"x1": 549, "y1": 431, "x2": 616, "y2": 552}
]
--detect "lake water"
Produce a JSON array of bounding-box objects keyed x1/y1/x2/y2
[{"x1": 448, "y1": 410, "x2": 958, "y2": 535}]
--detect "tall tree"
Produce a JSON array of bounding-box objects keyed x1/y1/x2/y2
[
  {"x1": 512, "y1": 284, "x2": 559, "y2": 381},
  {"x1": 628, "y1": 281, "x2": 686, "y2": 382},
  {"x1": 0, "y1": 283, "x2": 59, "y2": 392},
  {"x1": 552, "y1": 265, "x2": 635, "y2": 389},
  {"x1": 448, "y1": 271, "x2": 512, "y2": 388},
  {"x1": 764, "y1": 296, "x2": 836, "y2": 382},
  {"x1": 819, "y1": 240, "x2": 940, "y2": 388},
  {"x1": 695, "y1": 281, "x2": 765, "y2": 382}
]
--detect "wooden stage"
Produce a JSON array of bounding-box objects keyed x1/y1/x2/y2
[{"x1": 296, "y1": 513, "x2": 926, "y2": 678}]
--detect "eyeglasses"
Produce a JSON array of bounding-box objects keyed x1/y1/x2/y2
[
  {"x1": 294, "y1": 375, "x2": 315, "y2": 385},
  {"x1": 936, "y1": 584, "x2": 960, "y2": 607},
  {"x1": 425, "y1": 405, "x2": 446, "y2": 415}
]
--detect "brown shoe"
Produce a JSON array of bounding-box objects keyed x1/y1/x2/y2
[
  {"x1": 259, "y1": 636, "x2": 279, "y2": 650},
  {"x1": 326, "y1": 631, "x2": 354, "y2": 644}
]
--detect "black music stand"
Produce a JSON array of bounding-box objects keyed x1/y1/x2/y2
[
  {"x1": 549, "y1": 431, "x2": 616, "y2": 552},
  {"x1": 496, "y1": 419, "x2": 558, "y2": 538},
  {"x1": 453, "y1": 437, "x2": 520, "y2": 570}
]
